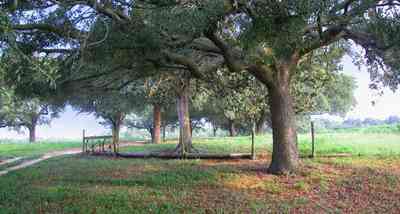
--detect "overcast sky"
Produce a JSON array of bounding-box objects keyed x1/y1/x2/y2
[
  {"x1": 343, "y1": 56, "x2": 400, "y2": 119},
  {"x1": 1, "y1": 55, "x2": 400, "y2": 140}
]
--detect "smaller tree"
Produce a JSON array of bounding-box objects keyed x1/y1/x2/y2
[
  {"x1": 70, "y1": 89, "x2": 138, "y2": 152},
  {"x1": 141, "y1": 76, "x2": 176, "y2": 144},
  {"x1": 125, "y1": 107, "x2": 154, "y2": 142},
  {"x1": 0, "y1": 90, "x2": 60, "y2": 142}
]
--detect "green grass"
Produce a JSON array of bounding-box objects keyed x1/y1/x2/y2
[
  {"x1": 298, "y1": 133, "x2": 400, "y2": 156},
  {"x1": 2, "y1": 131, "x2": 398, "y2": 160},
  {"x1": 120, "y1": 133, "x2": 400, "y2": 157},
  {"x1": 1, "y1": 153, "x2": 399, "y2": 213},
  {"x1": 0, "y1": 140, "x2": 81, "y2": 159},
  {"x1": 120, "y1": 135, "x2": 270, "y2": 154},
  {"x1": 328, "y1": 124, "x2": 400, "y2": 134},
  {"x1": 0, "y1": 156, "x2": 221, "y2": 213},
  {"x1": 0, "y1": 133, "x2": 400, "y2": 213}
]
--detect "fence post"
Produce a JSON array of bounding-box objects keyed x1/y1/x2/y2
[
  {"x1": 251, "y1": 122, "x2": 256, "y2": 160},
  {"x1": 311, "y1": 121, "x2": 315, "y2": 158},
  {"x1": 82, "y1": 129, "x2": 86, "y2": 153}
]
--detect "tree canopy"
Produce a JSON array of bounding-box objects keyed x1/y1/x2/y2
[{"x1": 1, "y1": 0, "x2": 399, "y2": 174}]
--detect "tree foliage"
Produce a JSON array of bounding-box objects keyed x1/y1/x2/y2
[
  {"x1": 2, "y1": 0, "x2": 400, "y2": 173},
  {"x1": 0, "y1": 88, "x2": 61, "y2": 142}
]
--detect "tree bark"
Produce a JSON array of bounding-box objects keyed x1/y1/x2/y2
[
  {"x1": 28, "y1": 117, "x2": 38, "y2": 143},
  {"x1": 148, "y1": 127, "x2": 154, "y2": 142},
  {"x1": 208, "y1": 28, "x2": 300, "y2": 174},
  {"x1": 228, "y1": 120, "x2": 236, "y2": 137},
  {"x1": 175, "y1": 78, "x2": 193, "y2": 154},
  {"x1": 211, "y1": 121, "x2": 218, "y2": 137},
  {"x1": 255, "y1": 119, "x2": 264, "y2": 135},
  {"x1": 190, "y1": 119, "x2": 193, "y2": 136},
  {"x1": 267, "y1": 65, "x2": 299, "y2": 174},
  {"x1": 255, "y1": 110, "x2": 268, "y2": 135},
  {"x1": 111, "y1": 125, "x2": 120, "y2": 153},
  {"x1": 152, "y1": 103, "x2": 162, "y2": 144},
  {"x1": 28, "y1": 125, "x2": 36, "y2": 143},
  {"x1": 162, "y1": 123, "x2": 166, "y2": 142},
  {"x1": 112, "y1": 112, "x2": 124, "y2": 153}
]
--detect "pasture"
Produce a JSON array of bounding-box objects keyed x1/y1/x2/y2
[{"x1": 0, "y1": 132, "x2": 399, "y2": 213}]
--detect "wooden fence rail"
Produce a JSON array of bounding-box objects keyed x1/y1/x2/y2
[{"x1": 82, "y1": 130, "x2": 113, "y2": 153}]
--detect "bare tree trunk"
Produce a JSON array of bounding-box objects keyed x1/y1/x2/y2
[
  {"x1": 255, "y1": 110, "x2": 268, "y2": 135},
  {"x1": 211, "y1": 121, "x2": 218, "y2": 137},
  {"x1": 148, "y1": 127, "x2": 154, "y2": 143},
  {"x1": 190, "y1": 119, "x2": 193, "y2": 136},
  {"x1": 152, "y1": 103, "x2": 162, "y2": 144},
  {"x1": 162, "y1": 123, "x2": 166, "y2": 142},
  {"x1": 28, "y1": 117, "x2": 38, "y2": 143},
  {"x1": 28, "y1": 125, "x2": 36, "y2": 143},
  {"x1": 255, "y1": 120, "x2": 264, "y2": 135},
  {"x1": 228, "y1": 120, "x2": 236, "y2": 137},
  {"x1": 213, "y1": 126, "x2": 217, "y2": 137},
  {"x1": 111, "y1": 125, "x2": 120, "y2": 153},
  {"x1": 175, "y1": 78, "x2": 193, "y2": 154},
  {"x1": 112, "y1": 112, "x2": 124, "y2": 153},
  {"x1": 267, "y1": 66, "x2": 299, "y2": 174}
]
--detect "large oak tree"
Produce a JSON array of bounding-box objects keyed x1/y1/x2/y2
[
  {"x1": 2, "y1": 0, "x2": 399, "y2": 174},
  {"x1": 202, "y1": 0, "x2": 400, "y2": 173}
]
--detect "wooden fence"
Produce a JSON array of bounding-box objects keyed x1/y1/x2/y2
[{"x1": 82, "y1": 130, "x2": 113, "y2": 153}]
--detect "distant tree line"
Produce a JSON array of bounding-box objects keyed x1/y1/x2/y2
[
  {"x1": 342, "y1": 115, "x2": 400, "y2": 128},
  {"x1": 306, "y1": 115, "x2": 400, "y2": 132}
]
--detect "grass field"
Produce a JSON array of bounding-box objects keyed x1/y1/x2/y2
[
  {"x1": 120, "y1": 133, "x2": 400, "y2": 157},
  {"x1": 0, "y1": 133, "x2": 399, "y2": 213},
  {"x1": 1, "y1": 132, "x2": 399, "y2": 159},
  {"x1": 0, "y1": 140, "x2": 81, "y2": 159}
]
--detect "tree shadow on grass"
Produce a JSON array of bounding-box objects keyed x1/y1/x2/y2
[
  {"x1": 315, "y1": 165, "x2": 400, "y2": 213},
  {"x1": 57, "y1": 163, "x2": 221, "y2": 189}
]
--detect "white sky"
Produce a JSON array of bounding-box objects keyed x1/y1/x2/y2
[
  {"x1": 343, "y1": 56, "x2": 400, "y2": 119},
  {"x1": 1, "y1": 55, "x2": 400, "y2": 140},
  {"x1": 0, "y1": 106, "x2": 108, "y2": 140}
]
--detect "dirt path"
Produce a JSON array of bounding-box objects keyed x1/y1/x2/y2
[
  {"x1": 0, "y1": 157, "x2": 23, "y2": 167},
  {"x1": 0, "y1": 141, "x2": 145, "y2": 177}
]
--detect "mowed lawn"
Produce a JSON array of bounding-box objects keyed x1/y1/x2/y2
[{"x1": 0, "y1": 133, "x2": 399, "y2": 213}]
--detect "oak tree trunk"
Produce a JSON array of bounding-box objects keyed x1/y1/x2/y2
[
  {"x1": 112, "y1": 112, "x2": 124, "y2": 153},
  {"x1": 211, "y1": 121, "x2": 218, "y2": 137},
  {"x1": 255, "y1": 110, "x2": 267, "y2": 135},
  {"x1": 112, "y1": 125, "x2": 120, "y2": 153},
  {"x1": 255, "y1": 120, "x2": 264, "y2": 135},
  {"x1": 267, "y1": 68, "x2": 299, "y2": 174},
  {"x1": 28, "y1": 125, "x2": 36, "y2": 143},
  {"x1": 152, "y1": 103, "x2": 162, "y2": 144},
  {"x1": 228, "y1": 120, "x2": 236, "y2": 137},
  {"x1": 28, "y1": 116, "x2": 38, "y2": 143},
  {"x1": 149, "y1": 127, "x2": 154, "y2": 142},
  {"x1": 176, "y1": 79, "x2": 193, "y2": 154},
  {"x1": 162, "y1": 123, "x2": 166, "y2": 142},
  {"x1": 190, "y1": 119, "x2": 193, "y2": 136}
]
